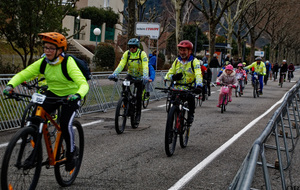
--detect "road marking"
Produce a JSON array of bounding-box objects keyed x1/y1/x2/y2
[
  {"x1": 168, "y1": 89, "x2": 290, "y2": 190},
  {"x1": 142, "y1": 109, "x2": 151, "y2": 112},
  {"x1": 82, "y1": 120, "x2": 104, "y2": 127},
  {"x1": 0, "y1": 142, "x2": 8, "y2": 149},
  {"x1": 0, "y1": 120, "x2": 105, "y2": 149},
  {"x1": 158, "y1": 104, "x2": 166, "y2": 108}
]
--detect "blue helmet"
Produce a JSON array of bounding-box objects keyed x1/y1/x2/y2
[{"x1": 128, "y1": 38, "x2": 140, "y2": 47}]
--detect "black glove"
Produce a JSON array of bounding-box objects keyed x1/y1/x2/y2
[
  {"x1": 172, "y1": 73, "x2": 183, "y2": 81},
  {"x1": 194, "y1": 86, "x2": 202, "y2": 94}
]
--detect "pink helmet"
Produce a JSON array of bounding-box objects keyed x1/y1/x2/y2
[
  {"x1": 225, "y1": 64, "x2": 233, "y2": 71},
  {"x1": 237, "y1": 63, "x2": 243, "y2": 67}
]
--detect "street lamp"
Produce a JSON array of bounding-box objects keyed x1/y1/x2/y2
[
  {"x1": 137, "y1": 0, "x2": 146, "y2": 21},
  {"x1": 93, "y1": 28, "x2": 101, "y2": 47},
  {"x1": 194, "y1": 20, "x2": 200, "y2": 55}
]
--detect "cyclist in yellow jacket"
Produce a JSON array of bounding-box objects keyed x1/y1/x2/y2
[
  {"x1": 165, "y1": 40, "x2": 203, "y2": 124},
  {"x1": 244, "y1": 57, "x2": 266, "y2": 95},
  {"x1": 108, "y1": 38, "x2": 149, "y2": 124},
  {"x1": 3, "y1": 32, "x2": 89, "y2": 171}
]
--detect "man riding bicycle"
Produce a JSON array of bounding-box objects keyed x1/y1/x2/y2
[
  {"x1": 244, "y1": 57, "x2": 266, "y2": 95},
  {"x1": 288, "y1": 62, "x2": 295, "y2": 80},
  {"x1": 279, "y1": 59, "x2": 288, "y2": 85},
  {"x1": 3, "y1": 32, "x2": 89, "y2": 171},
  {"x1": 108, "y1": 38, "x2": 149, "y2": 124},
  {"x1": 164, "y1": 40, "x2": 203, "y2": 124}
]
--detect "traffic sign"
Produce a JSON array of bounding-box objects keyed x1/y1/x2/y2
[
  {"x1": 255, "y1": 51, "x2": 264, "y2": 57},
  {"x1": 135, "y1": 22, "x2": 160, "y2": 39}
]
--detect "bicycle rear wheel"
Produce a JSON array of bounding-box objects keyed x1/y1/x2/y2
[
  {"x1": 54, "y1": 120, "x2": 84, "y2": 187},
  {"x1": 180, "y1": 105, "x2": 190, "y2": 148},
  {"x1": 130, "y1": 97, "x2": 140, "y2": 129},
  {"x1": 165, "y1": 106, "x2": 178, "y2": 156},
  {"x1": 115, "y1": 97, "x2": 128, "y2": 134},
  {"x1": 142, "y1": 90, "x2": 149, "y2": 109},
  {"x1": 1, "y1": 126, "x2": 42, "y2": 190}
]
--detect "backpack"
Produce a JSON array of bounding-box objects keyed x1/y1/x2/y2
[{"x1": 40, "y1": 54, "x2": 91, "y2": 81}]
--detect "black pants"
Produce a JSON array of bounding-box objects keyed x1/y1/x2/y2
[
  {"x1": 125, "y1": 75, "x2": 144, "y2": 115},
  {"x1": 42, "y1": 91, "x2": 79, "y2": 156},
  {"x1": 171, "y1": 93, "x2": 195, "y2": 116}
]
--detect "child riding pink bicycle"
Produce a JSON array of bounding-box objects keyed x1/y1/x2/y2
[
  {"x1": 216, "y1": 64, "x2": 238, "y2": 107},
  {"x1": 235, "y1": 63, "x2": 247, "y2": 95}
]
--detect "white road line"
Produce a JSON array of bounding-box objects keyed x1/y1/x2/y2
[
  {"x1": 0, "y1": 142, "x2": 8, "y2": 149},
  {"x1": 82, "y1": 120, "x2": 104, "y2": 127},
  {"x1": 168, "y1": 89, "x2": 290, "y2": 190},
  {"x1": 142, "y1": 109, "x2": 151, "y2": 112},
  {"x1": 0, "y1": 120, "x2": 105, "y2": 148},
  {"x1": 157, "y1": 104, "x2": 166, "y2": 108}
]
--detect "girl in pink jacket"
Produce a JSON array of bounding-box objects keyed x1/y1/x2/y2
[{"x1": 216, "y1": 65, "x2": 238, "y2": 107}]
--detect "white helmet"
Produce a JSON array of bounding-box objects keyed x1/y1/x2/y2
[{"x1": 283, "y1": 60, "x2": 286, "y2": 62}]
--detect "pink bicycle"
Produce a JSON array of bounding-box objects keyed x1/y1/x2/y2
[{"x1": 219, "y1": 85, "x2": 232, "y2": 113}]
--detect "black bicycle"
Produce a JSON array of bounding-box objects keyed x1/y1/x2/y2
[
  {"x1": 279, "y1": 72, "x2": 286, "y2": 88},
  {"x1": 252, "y1": 72, "x2": 260, "y2": 98},
  {"x1": 1, "y1": 92, "x2": 84, "y2": 190},
  {"x1": 156, "y1": 81, "x2": 196, "y2": 156},
  {"x1": 288, "y1": 70, "x2": 293, "y2": 82},
  {"x1": 110, "y1": 78, "x2": 142, "y2": 134}
]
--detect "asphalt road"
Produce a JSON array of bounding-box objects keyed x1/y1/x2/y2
[{"x1": 1, "y1": 72, "x2": 300, "y2": 190}]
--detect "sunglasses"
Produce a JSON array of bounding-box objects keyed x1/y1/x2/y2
[{"x1": 129, "y1": 46, "x2": 137, "y2": 49}]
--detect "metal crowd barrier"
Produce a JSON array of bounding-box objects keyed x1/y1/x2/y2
[
  {"x1": 0, "y1": 71, "x2": 168, "y2": 131},
  {"x1": 229, "y1": 80, "x2": 300, "y2": 190}
]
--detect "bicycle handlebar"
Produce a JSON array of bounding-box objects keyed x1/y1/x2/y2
[{"x1": 5, "y1": 92, "x2": 68, "y2": 104}]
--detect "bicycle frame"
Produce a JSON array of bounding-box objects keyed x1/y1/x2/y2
[{"x1": 32, "y1": 105, "x2": 64, "y2": 166}]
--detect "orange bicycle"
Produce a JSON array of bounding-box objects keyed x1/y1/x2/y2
[{"x1": 1, "y1": 92, "x2": 84, "y2": 190}]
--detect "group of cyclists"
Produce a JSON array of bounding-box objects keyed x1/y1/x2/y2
[{"x1": 2, "y1": 33, "x2": 297, "y2": 187}]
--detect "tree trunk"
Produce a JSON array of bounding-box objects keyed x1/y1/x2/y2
[
  {"x1": 209, "y1": 23, "x2": 216, "y2": 64},
  {"x1": 128, "y1": 0, "x2": 136, "y2": 40},
  {"x1": 174, "y1": 0, "x2": 183, "y2": 47}
]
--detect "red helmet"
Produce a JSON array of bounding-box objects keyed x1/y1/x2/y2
[{"x1": 177, "y1": 40, "x2": 193, "y2": 50}]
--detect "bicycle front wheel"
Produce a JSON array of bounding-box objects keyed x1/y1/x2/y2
[
  {"x1": 166, "y1": 93, "x2": 172, "y2": 112},
  {"x1": 256, "y1": 81, "x2": 260, "y2": 97},
  {"x1": 115, "y1": 97, "x2": 128, "y2": 134},
  {"x1": 21, "y1": 103, "x2": 36, "y2": 128},
  {"x1": 253, "y1": 83, "x2": 257, "y2": 98},
  {"x1": 221, "y1": 95, "x2": 226, "y2": 113},
  {"x1": 1, "y1": 126, "x2": 42, "y2": 190},
  {"x1": 165, "y1": 106, "x2": 178, "y2": 156},
  {"x1": 54, "y1": 120, "x2": 84, "y2": 187}
]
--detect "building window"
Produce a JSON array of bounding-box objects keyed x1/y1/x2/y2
[{"x1": 104, "y1": 0, "x2": 109, "y2": 8}]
